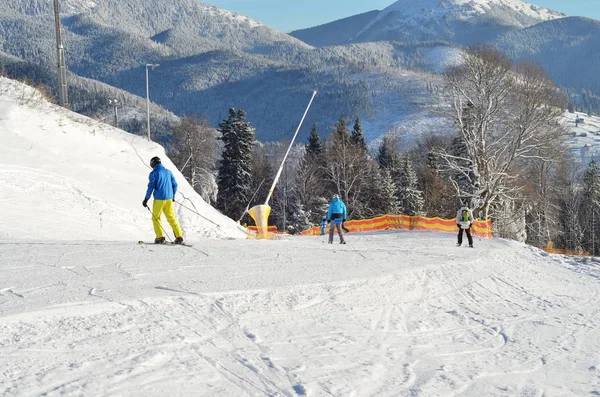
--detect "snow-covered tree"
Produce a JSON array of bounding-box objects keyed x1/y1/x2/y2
[
  {"x1": 294, "y1": 126, "x2": 328, "y2": 224},
  {"x1": 216, "y1": 108, "x2": 255, "y2": 221},
  {"x1": 396, "y1": 154, "x2": 424, "y2": 216},
  {"x1": 324, "y1": 116, "x2": 370, "y2": 218},
  {"x1": 364, "y1": 163, "x2": 398, "y2": 216}
]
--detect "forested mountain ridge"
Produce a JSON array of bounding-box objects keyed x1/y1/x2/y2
[{"x1": 1, "y1": 0, "x2": 450, "y2": 143}]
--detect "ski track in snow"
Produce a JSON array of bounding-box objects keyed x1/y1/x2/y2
[{"x1": 1, "y1": 232, "x2": 599, "y2": 396}]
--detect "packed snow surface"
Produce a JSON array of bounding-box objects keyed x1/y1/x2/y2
[{"x1": 1, "y1": 233, "x2": 599, "y2": 396}]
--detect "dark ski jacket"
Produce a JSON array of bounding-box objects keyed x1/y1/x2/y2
[{"x1": 145, "y1": 163, "x2": 178, "y2": 200}]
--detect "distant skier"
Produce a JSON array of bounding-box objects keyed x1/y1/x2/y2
[
  {"x1": 320, "y1": 216, "x2": 328, "y2": 236},
  {"x1": 327, "y1": 194, "x2": 347, "y2": 244},
  {"x1": 142, "y1": 156, "x2": 184, "y2": 244},
  {"x1": 456, "y1": 205, "x2": 474, "y2": 248}
]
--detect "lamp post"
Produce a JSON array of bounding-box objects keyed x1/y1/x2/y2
[
  {"x1": 108, "y1": 98, "x2": 119, "y2": 128},
  {"x1": 145, "y1": 63, "x2": 159, "y2": 141},
  {"x1": 53, "y1": 0, "x2": 69, "y2": 107}
]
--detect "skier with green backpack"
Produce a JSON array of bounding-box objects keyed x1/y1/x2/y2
[{"x1": 456, "y1": 205, "x2": 474, "y2": 248}]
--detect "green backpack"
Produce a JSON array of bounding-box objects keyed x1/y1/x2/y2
[{"x1": 462, "y1": 209, "x2": 470, "y2": 222}]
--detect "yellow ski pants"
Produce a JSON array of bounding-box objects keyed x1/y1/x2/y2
[{"x1": 152, "y1": 200, "x2": 183, "y2": 239}]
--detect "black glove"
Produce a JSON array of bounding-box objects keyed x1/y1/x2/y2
[
  {"x1": 457, "y1": 224, "x2": 460, "y2": 228},
  {"x1": 327, "y1": 219, "x2": 331, "y2": 224},
  {"x1": 142, "y1": 198, "x2": 148, "y2": 208}
]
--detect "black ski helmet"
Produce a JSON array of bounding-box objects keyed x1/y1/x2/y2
[{"x1": 150, "y1": 156, "x2": 161, "y2": 168}]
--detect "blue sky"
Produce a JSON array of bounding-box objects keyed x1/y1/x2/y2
[{"x1": 204, "y1": 0, "x2": 600, "y2": 32}]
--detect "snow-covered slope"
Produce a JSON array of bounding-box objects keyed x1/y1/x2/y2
[
  {"x1": 1, "y1": 230, "x2": 599, "y2": 395},
  {"x1": 0, "y1": 78, "x2": 246, "y2": 241}
]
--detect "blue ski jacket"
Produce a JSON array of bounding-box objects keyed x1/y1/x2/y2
[
  {"x1": 145, "y1": 163, "x2": 178, "y2": 200},
  {"x1": 327, "y1": 197, "x2": 347, "y2": 221}
]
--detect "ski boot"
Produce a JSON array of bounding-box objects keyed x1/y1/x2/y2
[
  {"x1": 154, "y1": 237, "x2": 166, "y2": 244},
  {"x1": 174, "y1": 237, "x2": 184, "y2": 245}
]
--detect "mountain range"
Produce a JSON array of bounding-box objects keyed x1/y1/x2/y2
[{"x1": 1, "y1": 0, "x2": 599, "y2": 144}]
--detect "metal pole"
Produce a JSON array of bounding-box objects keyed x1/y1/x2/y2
[
  {"x1": 53, "y1": 0, "x2": 68, "y2": 107},
  {"x1": 146, "y1": 65, "x2": 150, "y2": 141},
  {"x1": 109, "y1": 99, "x2": 119, "y2": 128},
  {"x1": 283, "y1": 186, "x2": 287, "y2": 233},
  {"x1": 145, "y1": 64, "x2": 159, "y2": 141},
  {"x1": 265, "y1": 90, "x2": 317, "y2": 205}
]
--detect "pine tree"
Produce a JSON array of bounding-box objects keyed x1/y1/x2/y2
[
  {"x1": 332, "y1": 116, "x2": 350, "y2": 147},
  {"x1": 350, "y1": 117, "x2": 367, "y2": 153},
  {"x1": 396, "y1": 155, "x2": 425, "y2": 216},
  {"x1": 377, "y1": 135, "x2": 401, "y2": 174},
  {"x1": 306, "y1": 123, "x2": 323, "y2": 157},
  {"x1": 216, "y1": 108, "x2": 255, "y2": 221},
  {"x1": 364, "y1": 163, "x2": 398, "y2": 216}
]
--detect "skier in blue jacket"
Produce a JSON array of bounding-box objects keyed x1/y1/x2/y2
[
  {"x1": 327, "y1": 194, "x2": 347, "y2": 244},
  {"x1": 142, "y1": 156, "x2": 184, "y2": 244},
  {"x1": 320, "y1": 216, "x2": 328, "y2": 236}
]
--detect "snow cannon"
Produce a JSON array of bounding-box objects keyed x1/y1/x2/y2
[{"x1": 248, "y1": 204, "x2": 271, "y2": 239}]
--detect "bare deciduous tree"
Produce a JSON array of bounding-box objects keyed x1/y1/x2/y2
[
  {"x1": 170, "y1": 116, "x2": 218, "y2": 204},
  {"x1": 437, "y1": 45, "x2": 566, "y2": 222}
]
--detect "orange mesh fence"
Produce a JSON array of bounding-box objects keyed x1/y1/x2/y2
[
  {"x1": 246, "y1": 225, "x2": 288, "y2": 239},
  {"x1": 300, "y1": 214, "x2": 493, "y2": 238},
  {"x1": 541, "y1": 242, "x2": 589, "y2": 257},
  {"x1": 247, "y1": 226, "x2": 279, "y2": 233}
]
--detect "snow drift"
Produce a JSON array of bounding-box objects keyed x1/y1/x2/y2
[{"x1": 0, "y1": 78, "x2": 246, "y2": 241}]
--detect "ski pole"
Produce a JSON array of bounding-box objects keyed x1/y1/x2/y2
[
  {"x1": 146, "y1": 205, "x2": 173, "y2": 243},
  {"x1": 174, "y1": 200, "x2": 221, "y2": 227}
]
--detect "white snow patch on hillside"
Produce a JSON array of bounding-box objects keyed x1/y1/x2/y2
[
  {"x1": 0, "y1": 78, "x2": 246, "y2": 241},
  {"x1": 201, "y1": 3, "x2": 263, "y2": 28},
  {"x1": 420, "y1": 46, "x2": 464, "y2": 73}
]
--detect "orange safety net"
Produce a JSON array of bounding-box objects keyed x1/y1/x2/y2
[
  {"x1": 541, "y1": 242, "x2": 589, "y2": 257},
  {"x1": 300, "y1": 214, "x2": 493, "y2": 238}
]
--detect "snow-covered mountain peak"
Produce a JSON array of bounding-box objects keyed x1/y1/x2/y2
[
  {"x1": 376, "y1": 0, "x2": 564, "y2": 23},
  {"x1": 352, "y1": 0, "x2": 565, "y2": 45}
]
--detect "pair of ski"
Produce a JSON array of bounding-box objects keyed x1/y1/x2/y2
[{"x1": 138, "y1": 240, "x2": 193, "y2": 247}]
